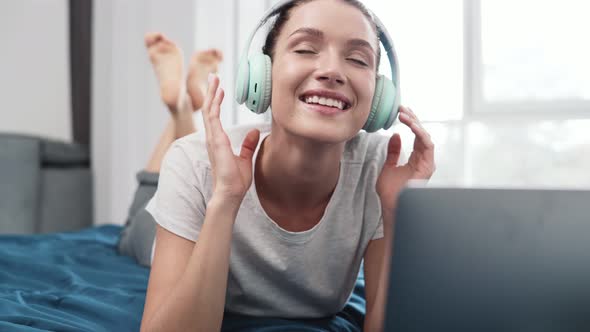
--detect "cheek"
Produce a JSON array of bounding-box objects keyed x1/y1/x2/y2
[
  {"x1": 354, "y1": 75, "x2": 377, "y2": 114},
  {"x1": 271, "y1": 56, "x2": 311, "y2": 103}
]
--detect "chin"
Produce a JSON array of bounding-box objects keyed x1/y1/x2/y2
[
  {"x1": 288, "y1": 114, "x2": 360, "y2": 144},
  {"x1": 297, "y1": 125, "x2": 352, "y2": 144}
]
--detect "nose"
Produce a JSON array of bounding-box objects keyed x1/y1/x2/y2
[{"x1": 314, "y1": 50, "x2": 346, "y2": 86}]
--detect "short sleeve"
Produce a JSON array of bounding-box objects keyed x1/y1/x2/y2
[
  {"x1": 145, "y1": 143, "x2": 207, "y2": 242},
  {"x1": 371, "y1": 215, "x2": 384, "y2": 240}
]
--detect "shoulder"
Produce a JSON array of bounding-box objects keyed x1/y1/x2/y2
[{"x1": 343, "y1": 131, "x2": 391, "y2": 165}]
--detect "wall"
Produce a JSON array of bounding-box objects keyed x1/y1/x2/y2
[{"x1": 0, "y1": 0, "x2": 71, "y2": 142}]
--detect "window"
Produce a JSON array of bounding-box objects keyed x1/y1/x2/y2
[
  {"x1": 479, "y1": 0, "x2": 590, "y2": 102},
  {"x1": 192, "y1": 0, "x2": 590, "y2": 188},
  {"x1": 471, "y1": 0, "x2": 590, "y2": 114},
  {"x1": 363, "y1": 0, "x2": 464, "y2": 122},
  {"x1": 361, "y1": 0, "x2": 590, "y2": 187}
]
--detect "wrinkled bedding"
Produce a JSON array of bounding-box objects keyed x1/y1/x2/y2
[
  {"x1": 0, "y1": 225, "x2": 366, "y2": 332},
  {"x1": 0, "y1": 226, "x2": 148, "y2": 331}
]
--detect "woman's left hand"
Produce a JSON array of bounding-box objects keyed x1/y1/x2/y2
[{"x1": 376, "y1": 106, "x2": 436, "y2": 216}]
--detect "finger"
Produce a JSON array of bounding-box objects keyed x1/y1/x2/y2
[
  {"x1": 210, "y1": 86, "x2": 224, "y2": 119},
  {"x1": 398, "y1": 111, "x2": 414, "y2": 128},
  {"x1": 208, "y1": 87, "x2": 226, "y2": 142},
  {"x1": 202, "y1": 74, "x2": 219, "y2": 137},
  {"x1": 400, "y1": 105, "x2": 419, "y2": 122},
  {"x1": 398, "y1": 110, "x2": 434, "y2": 150},
  {"x1": 202, "y1": 75, "x2": 220, "y2": 168},
  {"x1": 399, "y1": 110, "x2": 428, "y2": 137},
  {"x1": 409, "y1": 121, "x2": 435, "y2": 150},
  {"x1": 401, "y1": 107, "x2": 423, "y2": 131},
  {"x1": 384, "y1": 133, "x2": 402, "y2": 167},
  {"x1": 204, "y1": 87, "x2": 226, "y2": 170},
  {"x1": 202, "y1": 74, "x2": 219, "y2": 115},
  {"x1": 239, "y1": 129, "x2": 261, "y2": 161}
]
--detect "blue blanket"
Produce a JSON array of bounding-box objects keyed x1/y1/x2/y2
[
  {"x1": 0, "y1": 226, "x2": 366, "y2": 331},
  {"x1": 0, "y1": 226, "x2": 148, "y2": 331}
]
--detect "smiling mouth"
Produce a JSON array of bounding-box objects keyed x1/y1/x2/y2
[{"x1": 298, "y1": 95, "x2": 351, "y2": 111}]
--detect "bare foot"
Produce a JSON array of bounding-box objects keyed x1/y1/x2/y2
[
  {"x1": 145, "y1": 32, "x2": 184, "y2": 113},
  {"x1": 187, "y1": 49, "x2": 224, "y2": 111}
]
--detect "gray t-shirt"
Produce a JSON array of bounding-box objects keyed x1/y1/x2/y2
[{"x1": 145, "y1": 122, "x2": 398, "y2": 318}]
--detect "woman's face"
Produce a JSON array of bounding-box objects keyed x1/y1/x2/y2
[{"x1": 270, "y1": 0, "x2": 379, "y2": 144}]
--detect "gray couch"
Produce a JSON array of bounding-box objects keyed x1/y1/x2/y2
[{"x1": 0, "y1": 133, "x2": 92, "y2": 234}]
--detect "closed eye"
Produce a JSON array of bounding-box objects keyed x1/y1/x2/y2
[
  {"x1": 348, "y1": 58, "x2": 368, "y2": 67},
  {"x1": 295, "y1": 49, "x2": 316, "y2": 54}
]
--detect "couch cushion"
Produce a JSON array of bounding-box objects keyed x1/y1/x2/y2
[
  {"x1": 0, "y1": 135, "x2": 41, "y2": 234},
  {"x1": 39, "y1": 168, "x2": 93, "y2": 233},
  {"x1": 41, "y1": 139, "x2": 89, "y2": 166}
]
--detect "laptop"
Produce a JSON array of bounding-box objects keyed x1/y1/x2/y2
[{"x1": 384, "y1": 185, "x2": 590, "y2": 332}]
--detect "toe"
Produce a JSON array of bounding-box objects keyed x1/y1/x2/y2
[
  {"x1": 213, "y1": 49, "x2": 224, "y2": 61},
  {"x1": 145, "y1": 32, "x2": 163, "y2": 47}
]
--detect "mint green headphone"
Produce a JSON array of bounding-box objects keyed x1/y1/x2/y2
[{"x1": 235, "y1": 0, "x2": 401, "y2": 133}]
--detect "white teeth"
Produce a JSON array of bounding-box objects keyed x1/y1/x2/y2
[{"x1": 302, "y1": 95, "x2": 347, "y2": 110}]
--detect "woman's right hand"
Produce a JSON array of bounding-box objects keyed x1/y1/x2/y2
[{"x1": 201, "y1": 74, "x2": 260, "y2": 204}]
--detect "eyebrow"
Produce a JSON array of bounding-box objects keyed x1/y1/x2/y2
[
  {"x1": 347, "y1": 39, "x2": 377, "y2": 56},
  {"x1": 289, "y1": 27, "x2": 324, "y2": 39},
  {"x1": 289, "y1": 27, "x2": 376, "y2": 55}
]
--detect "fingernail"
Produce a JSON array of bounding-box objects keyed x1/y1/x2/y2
[{"x1": 208, "y1": 73, "x2": 215, "y2": 83}]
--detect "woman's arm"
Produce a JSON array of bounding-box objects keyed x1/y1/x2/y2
[
  {"x1": 141, "y1": 74, "x2": 260, "y2": 332},
  {"x1": 140, "y1": 197, "x2": 240, "y2": 332},
  {"x1": 363, "y1": 211, "x2": 394, "y2": 332},
  {"x1": 368, "y1": 106, "x2": 436, "y2": 330}
]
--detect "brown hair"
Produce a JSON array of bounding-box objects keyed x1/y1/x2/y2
[{"x1": 262, "y1": 0, "x2": 382, "y2": 68}]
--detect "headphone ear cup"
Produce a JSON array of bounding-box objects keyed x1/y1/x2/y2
[
  {"x1": 383, "y1": 78, "x2": 400, "y2": 130},
  {"x1": 245, "y1": 53, "x2": 272, "y2": 114},
  {"x1": 363, "y1": 75, "x2": 397, "y2": 132},
  {"x1": 363, "y1": 75, "x2": 383, "y2": 133},
  {"x1": 235, "y1": 58, "x2": 249, "y2": 104}
]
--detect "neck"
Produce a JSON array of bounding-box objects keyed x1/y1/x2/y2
[{"x1": 255, "y1": 125, "x2": 344, "y2": 212}]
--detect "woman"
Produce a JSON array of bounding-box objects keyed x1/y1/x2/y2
[{"x1": 140, "y1": 0, "x2": 435, "y2": 331}]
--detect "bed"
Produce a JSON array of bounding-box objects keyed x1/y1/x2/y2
[
  {"x1": 0, "y1": 225, "x2": 367, "y2": 332},
  {"x1": 0, "y1": 225, "x2": 148, "y2": 332}
]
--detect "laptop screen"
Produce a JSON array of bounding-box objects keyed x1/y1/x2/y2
[{"x1": 385, "y1": 187, "x2": 590, "y2": 332}]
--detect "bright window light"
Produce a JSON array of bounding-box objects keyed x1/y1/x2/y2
[
  {"x1": 481, "y1": 0, "x2": 590, "y2": 102},
  {"x1": 362, "y1": 0, "x2": 464, "y2": 121}
]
